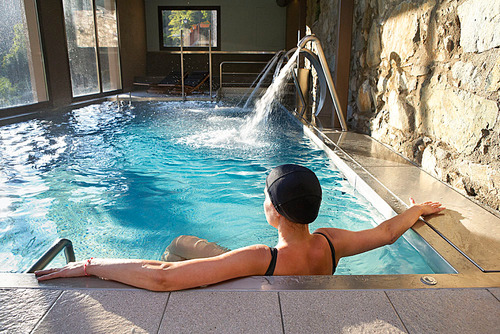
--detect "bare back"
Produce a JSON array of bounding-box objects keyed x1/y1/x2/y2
[{"x1": 268, "y1": 233, "x2": 336, "y2": 276}]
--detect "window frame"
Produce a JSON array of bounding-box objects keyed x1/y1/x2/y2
[
  {"x1": 61, "y1": 0, "x2": 123, "y2": 98},
  {"x1": 158, "y1": 6, "x2": 221, "y2": 51},
  {"x1": 0, "y1": 0, "x2": 49, "y2": 111}
]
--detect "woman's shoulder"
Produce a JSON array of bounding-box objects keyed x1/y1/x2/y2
[
  {"x1": 197, "y1": 244, "x2": 272, "y2": 277},
  {"x1": 313, "y1": 227, "x2": 336, "y2": 238},
  {"x1": 227, "y1": 244, "x2": 271, "y2": 257}
]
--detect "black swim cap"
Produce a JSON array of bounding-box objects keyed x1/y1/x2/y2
[{"x1": 265, "y1": 164, "x2": 322, "y2": 224}]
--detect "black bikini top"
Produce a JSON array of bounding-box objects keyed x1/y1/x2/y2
[{"x1": 264, "y1": 232, "x2": 337, "y2": 276}]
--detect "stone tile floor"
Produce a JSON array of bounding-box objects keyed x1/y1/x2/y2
[{"x1": 1, "y1": 287, "x2": 499, "y2": 333}]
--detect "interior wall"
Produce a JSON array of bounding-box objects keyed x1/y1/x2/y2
[
  {"x1": 117, "y1": 0, "x2": 147, "y2": 91},
  {"x1": 37, "y1": 0, "x2": 72, "y2": 107},
  {"x1": 286, "y1": 0, "x2": 306, "y2": 50},
  {"x1": 304, "y1": 0, "x2": 499, "y2": 212},
  {"x1": 144, "y1": 0, "x2": 286, "y2": 52},
  {"x1": 348, "y1": 0, "x2": 500, "y2": 212}
]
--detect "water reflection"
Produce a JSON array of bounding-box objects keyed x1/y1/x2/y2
[
  {"x1": 0, "y1": 101, "x2": 435, "y2": 274},
  {"x1": 0, "y1": 119, "x2": 62, "y2": 271}
]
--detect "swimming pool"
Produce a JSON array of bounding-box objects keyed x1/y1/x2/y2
[{"x1": 1, "y1": 100, "x2": 442, "y2": 274}]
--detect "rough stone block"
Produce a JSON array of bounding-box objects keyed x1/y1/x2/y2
[
  {"x1": 0, "y1": 289, "x2": 61, "y2": 333},
  {"x1": 381, "y1": 1, "x2": 419, "y2": 62},
  {"x1": 486, "y1": 57, "x2": 500, "y2": 92},
  {"x1": 32, "y1": 289, "x2": 168, "y2": 333},
  {"x1": 386, "y1": 288, "x2": 500, "y2": 334},
  {"x1": 387, "y1": 90, "x2": 412, "y2": 131},
  {"x1": 357, "y1": 80, "x2": 372, "y2": 112},
  {"x1": 421, "y1": 82, "x2": 498, "y2": 155},
  {"x1": 458, "y1": 162, "x2": 493, "y2": 187},
  {"x1": 451, "y1": 61, "x2": 481, "y2": 91},
  {"x1": 367, "y1": 21, "x2": 381, "y2": 67},
  {"x1": 422, "y1": 146, "x2": 440, "y2": 178},
  {"x1": 458, "y1": 0, "x2": 500, "y2": 53},
  {"x1": 381, "y1": 0, "x2": 435, "y2": 62}
]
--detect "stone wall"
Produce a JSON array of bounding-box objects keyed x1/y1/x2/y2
[{"x1": 309, "y1": 0, "x2": 500, "y2": 212}]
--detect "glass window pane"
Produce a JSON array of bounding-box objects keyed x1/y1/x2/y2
[
  {"x1": 62, "y1": 0, "x2": 100, "y2": 97},
  {"x1": 0, "y1": 0, "x2": 48, "y2": 109},
  {"x1": 96, "y1": 0, "x2": 121, "y2": 92},
  {"x1": 160, "y1": 8, "x2": 218, "y2": 48}
]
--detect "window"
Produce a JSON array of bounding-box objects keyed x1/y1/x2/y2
[
  {"x1": 62, "y1": 0, "x2": 121, "y2": 97},
  {"x1": 158, "y1": 6, "x2": 220, "y2": 50},
  {"x1": 0, "y1": 0, "x2": 48, "y2": 110}
]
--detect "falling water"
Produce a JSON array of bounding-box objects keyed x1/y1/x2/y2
[
  {"x1": 240, "y1": 48, "x2": 301, "y2": 137},
  {"x1": 241, "y1": 50, "x2": 284, "y2": 109}
]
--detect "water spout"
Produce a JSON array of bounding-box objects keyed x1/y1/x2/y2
[
  {"x1": 241, "y1": 35, "x2": 348, "y2": 137},
  {"x1": 240, "y1": 48, "x2": 301, "y2": 136},
  {"x1": 241, "y1": 50, "x2": 285, "y2": 109}
]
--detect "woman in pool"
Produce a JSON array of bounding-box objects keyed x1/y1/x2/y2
[{"x1": 35, "y1": 164, "x2": 445, "y2": 291}]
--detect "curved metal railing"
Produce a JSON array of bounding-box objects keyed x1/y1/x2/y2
[
  {"x1": 297, "y1": 34, "x2": 348, "y2": 131},
  {"x1": 26, "y1": 238, "x2": 76, "y2": 273}
]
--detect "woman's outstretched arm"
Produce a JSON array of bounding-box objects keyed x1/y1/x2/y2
[
  {"x1": 35, "y1": 245, "x2": 270, "y2": 291},
  {"x1": 316, "y1": 198, "x2": 445, "y2": 262}
]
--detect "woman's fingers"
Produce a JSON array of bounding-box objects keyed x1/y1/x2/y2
[
  {"x1": 411, "y1": 198, "x2": 445, "y2": 209},
  {"x1": 409, "y1": 197, "x2": 446, "y2": 216},
  {"x1": 34, "y1": 268, "x2": 58, "y2": 276},
  {"x1": 35, "y1": 262, "x2": 84, "y2": 281},
  {"x1": 36, "y1": 271, "x2": 61, "y2": 281}
]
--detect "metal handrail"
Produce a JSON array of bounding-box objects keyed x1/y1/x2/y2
[
  {"x1": 219, "y1": 61, "x2": 268, "y2": 90},
  {"x1": 26, "y1": 238, "x2": 76, "y2": 273},
  {"x1": 180, "y1": 30, "x2": 185, "y2": 100},
  {"x1": 291, "y1": 69, "x2": 307, "y2": 117},
  {"x1": 241, "y1": 50, "x2": 285, "y2": 108},
  {"x1": 209, "y1": 30, "x2": 213, "y2": 101},
  {"x1": 297, "y1": 34, "x2": 348, "y2": 131}
]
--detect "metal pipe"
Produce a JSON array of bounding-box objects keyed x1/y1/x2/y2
[
  {"x1": 242, "y1": 51, "x2": 285, "y2": 108},
  {"x1": 180, "y1": 30, "x2": 185, "y2": 100},
  {"x1": 291, "y1": 69, "x2": 307, "y2": 118},
  {"x1": 27, "y1": 239, "x2": 76, "y2": 273},
  {"x1": 209, "y1": 30, "x2": 212, "y2": 101},
  {"x1": 297, "y1": 35, "x2": 348, "y2": 131},
  {"x1": 91, "y1": 0, "x2": 103, "y2": 93},
  {"x1": 296, "y1": 30, "x2": 301, "y2": 71},
  {"x1": 219, "y1": 61, "x2": 268, "y2": 100}
]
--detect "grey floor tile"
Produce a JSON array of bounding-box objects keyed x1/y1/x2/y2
[
  {"x1": 489, "y1": 288, "x2": 500, "y2": 301},
  {"x1": 280, "y1": 290, "x2": 406, "y2": 334},
  {"x1": 386, "y1": 288, "x2": 500, "y2": 334},
  {"x1": 0, "y1": 288, "x2": 61, "y2": 334},
  {"x1": 32, "y1": 289, "x2": 168, "y2": 334},
  {"x1": 159, "y1": 291, "x2": 282, "y2": 334}
]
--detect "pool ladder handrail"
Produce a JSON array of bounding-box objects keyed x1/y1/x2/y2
[
  {"x1": 297, "y1": 34, "x2": 348, "y2": 131},
  {"x1": 26, "y1": 238, "x2": 76, "y2": 273}
]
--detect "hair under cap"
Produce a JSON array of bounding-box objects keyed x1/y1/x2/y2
[{"x1": 265, "y1": 164, "x2": 322, "y2": 224}]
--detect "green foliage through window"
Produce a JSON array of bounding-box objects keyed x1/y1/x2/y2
[
  {"x1": 159, "y1": 7, "x2": 219, "y2": 49},
  {"x1": 0, "y1": 23, "x2": 33, "y2": 108}
]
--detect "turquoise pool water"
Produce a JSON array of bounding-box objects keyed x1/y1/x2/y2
[{"x1": 1, "y1": 101, "x2": 436, "y2": 274}]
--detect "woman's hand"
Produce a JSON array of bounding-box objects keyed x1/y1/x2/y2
[
  {"x1": 35, "y1": 260, "x2": 88, "y2": 281},
  {"x1": 409, "y1": 197, "x2": 446, "y2": 216}
]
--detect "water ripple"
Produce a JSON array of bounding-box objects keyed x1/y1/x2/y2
[{"x1": 0, "y1": 101, "x2": 434, "y2": 274}]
